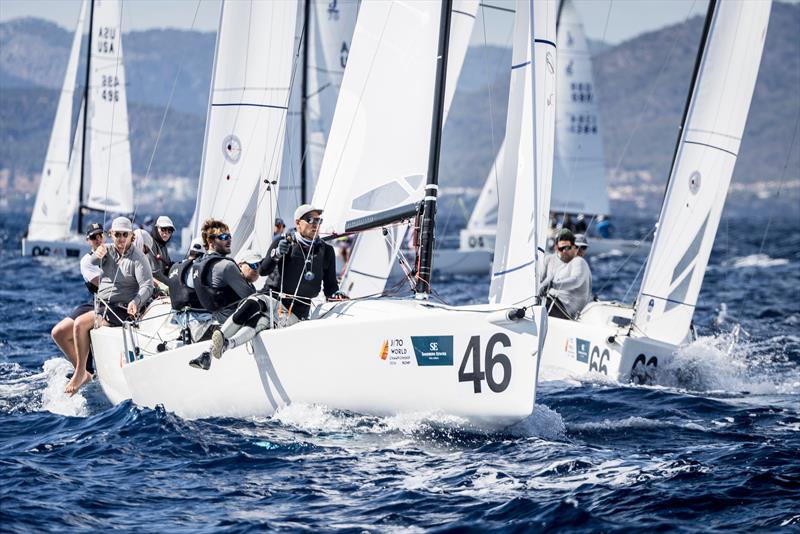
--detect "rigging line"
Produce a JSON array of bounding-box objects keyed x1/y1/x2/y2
[
  {"x1": 735, "y1": 111, "x2": 800, "y2": 322},
  {"x1": 137, "y1": 0, "x2": 203, "y2": 213},
  {"x1": 594, "y1": 221, "x2": 657, "y2": 298},
  {"x1": 607, "y1": 0, "x2": 699, "y2": 235},
  {"x1": 480, "y1": 2, "x2": 502, "y2": 229}
]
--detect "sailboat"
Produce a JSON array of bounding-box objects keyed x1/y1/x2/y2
[
  {"x1": 22, "y1": 0, "x2": 134, "y2": 258},
  {"x1": 535, "y1": 0, "x2": 771, "y2": 383},
  {"x1": 91, "y1": 0, "x2": 552, "y2": 430},
  {"x1": 436, "y1": 0, "x2": 648, "y2": 276}
]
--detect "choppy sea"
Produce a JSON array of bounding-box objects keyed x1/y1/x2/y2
[{"x1": 1, "y1": 211, "x2": 798, "y2": 532}]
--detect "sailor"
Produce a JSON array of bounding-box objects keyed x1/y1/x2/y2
[
  {"x1": 53, "y1": 222, "x2": 102, "y2": 393},
  {"x1": 595, "y1": 215, "x2": 613, "y2": 238},
  {"x1": 236, "y1": 249, "x2": 263, "y2": 285},
  {"x1": 149, "y1": 215, "x2": 175, "y2": 285},
  {"x1": 168, "y1": 237, "x2": 211, "y2": 344},
  {"x1": 574, "y1": 233, "x2": 589, "y2": 258},
  {"x1": 273, "y1": 217, "x2": 286, "y2": 240},
  {"x1": 189, "y1": 205, "x2": 346, "y2": 371},
  {"x1": 538, "y1": 229, "x2": 592, "y2": 320},
  {"x1": 191, "y1": 219, "x2": 255, "y2": 323}
]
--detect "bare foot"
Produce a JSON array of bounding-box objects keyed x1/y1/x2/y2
[{"x1": 64, "y1": 371, "x2": 93, "y2": 396}]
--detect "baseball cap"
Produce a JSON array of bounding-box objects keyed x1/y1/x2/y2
[
  {"x1": 85, "y1": 222, "x2": 103, "y2": 238},
  {"x1": 110, "y1": 216, "x2": 133, "y2": 233},
  {"x1": 155, "y1": 215, "x2": 175, "y2": 229},
  {"x1": 294, "y1": 204, "x2": 323, "y2": 222},
  {"x1": 275, "y1": 217, "x2": 285, "y2": 227},
  {"x1": 574, "y1": 234, "x2": 589, "y2": 249},
  {"x1": 189, "y1": 237, "x2": 204, "y2": 253},
  {"x1": 237, "y1": 250, "x2": 262, "y2": 265}
]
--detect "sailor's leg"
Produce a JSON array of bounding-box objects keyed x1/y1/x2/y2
[
  {"x1": 51, "y1": 317, "x2": 77, "y2": 368},
  {"x1": 225, "y1": 295, "x2": 278, "y2": 349},
  {"x1": 66, "y1": 311, "x2": 95, "y2": 395}
]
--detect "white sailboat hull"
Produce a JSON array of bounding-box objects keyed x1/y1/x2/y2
[
  {"x1": 92, "y1": 299, "x2": 546, "y2": 430},
  {"x1": 21, "y1": 236, "x2": 90, "y2": 258},
  {"x1": 539, "y1": 301, "x2": 679, "y2": 384}
]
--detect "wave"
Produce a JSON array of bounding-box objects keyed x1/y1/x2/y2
[
  {"x1": 722, "y1": 254, "x2": 790, "y2": 269},
  {"x1": 0, "y1": 358, "x2": 88, "y2": 417}
]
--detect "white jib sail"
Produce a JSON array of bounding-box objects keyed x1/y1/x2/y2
[
  {"x1": 489, "y1": 0, "x2": 557, "y2": 306},
  {"x1": 277, "y1": 0, "x2": 359, "y2": 225},
  {"x1": 632, "y1": 0, "x2": 771, "y2": 345},
  {"x1": 192, "y1": 0, "x2": 298, "y2": 257},
  {"x1": 27, "y1": 0, "x2": 88, "y2": 241},
  {"x1": 550, "y1": 0, "x2": 608, "y2": 217},
  {"x1": 333, "y1": 0, "x2": 480, "y2": 298},
  {"x1": 82, "y1": 0, "x2": 134, "y2": 214},
  {"x1": 467, "y1": 139, "x2": 504, "y2": 231}
]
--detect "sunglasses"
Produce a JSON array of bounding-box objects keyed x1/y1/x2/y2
[
  {"x1": 159, "y1": 227, "x2": 175, "y2": 233},
  {"x1": 245, "y1": 262, "x2": 259, "y2": 270},
  {"x1": 558, "y1": 245, "x2": 574, "y2": 252},
  {"x1": 302, "y1": 216, "x2": 323, "y2": 224},
  {"x1": 210, "y1": 233, "x2": 231, "y2": 241},
  {"x1": 112, "y1": 232, "x2": 130, "y2": 238}
]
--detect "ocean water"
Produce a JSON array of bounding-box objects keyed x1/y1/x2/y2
[{"x1": 1, "y1": 212, "x2": 798, "y2": 532}]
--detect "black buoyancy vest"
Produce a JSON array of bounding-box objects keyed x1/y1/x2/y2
[
  {"x1": 192, "y1": 255, "x2": 241, "y2": 312},
  {"x1": 167, "y1": 259, "x2": 202, "y2": 311}
]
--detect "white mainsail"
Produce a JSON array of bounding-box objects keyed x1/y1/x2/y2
[
  {"x1": 489, "y1": 0, "x2": 557, "y2": 305},
  {"x1": 550, "y1": 0, "x2": 608, "y2": 217},
  {"x1": 82, "y1": 0, "x2": 134, "y2": 214},
  {"x1": 191, "y1": 0, "x2": 298, "y2": 256},
  {"x1": 331, "y1": 0, "x2": 480, "y2": 298},
  {"x1": 27, "y1": 0, "x2": 88, "y2": 241},
  {"x1": 632, "y1": 0, "x2": 771, "y2": 345}
]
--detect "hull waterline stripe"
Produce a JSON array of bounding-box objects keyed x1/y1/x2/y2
[
  {"x1": 212, "y1": 102, "x2": 289, "y2": 110},
  {"x1": 493, "y1": 258, "x2": 535, "y2": 277}
]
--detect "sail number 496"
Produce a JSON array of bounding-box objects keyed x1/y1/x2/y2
[{"x1": 458, "y1": 334, "x2": 512, "y2": 393}]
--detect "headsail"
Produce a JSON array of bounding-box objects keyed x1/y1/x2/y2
[
  {"x1": 633, "y1": 0, "x2": 771, "y2": 344},
  {"x1": 467, "y1": 139, "x2": 504, "y2": 231},
  {"x1": 489, "y1": 0, "x2": 557, "y2": 305},
  {"x1": 331, "y1": 0, "x2": 480, "y2": 298},
  {"x1": 277, "y1": 0, "x2": 359, "y2": 224},
  {"x1": 550, "y1": 0, "x2": 608, "y2": 217},
  {"x1": 27, "y1": 0, "x2": 87, "y2": 241},
  {"x1": 82, "y1": 0, "x2": 134, "y2": 215},
  {"x1": 191, "y1": 0, "x2": 298, "y2": 256}
]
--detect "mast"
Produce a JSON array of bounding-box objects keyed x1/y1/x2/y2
[
  {"x1": 415, "y1": 0, "x2": 453, "y2": 297},
  {"x1": 300, "y1": 0, "x2": 310, "y2": 203},
  {"x1": 77, "y1": 0, "x2": 94, "y2": 233},
  {"x1": 661, "y1": 0, "x2": 717, "y2": 204}
]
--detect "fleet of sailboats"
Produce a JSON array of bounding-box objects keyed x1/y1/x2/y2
[
  {"x1": 22, "y1": 0, "x2": 134, "y2": 258},
  {"x1": 19, "y1": 0, "x2": 773, "y2": 429}
]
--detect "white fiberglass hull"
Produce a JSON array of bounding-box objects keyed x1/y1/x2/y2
[
  {"x1": 21, "y1": 235, "x2": 90, "y2": 258},
  {"x1": 92, "y1": 299, "x2": 547, "y2": 430},
  {"x1": 539, "y1": 301, "x2": 678, "y2": 384}
]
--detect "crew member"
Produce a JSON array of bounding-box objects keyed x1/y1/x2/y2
[
  {"x1": 190, "y1": 205, "x2": 346, "y2": 370},
  {"x1": 150, "y1": 215, "x2": 175, "y2": 285},
  {"x1": 538, "y1": 229, "x2": 592, "y2": 320}
]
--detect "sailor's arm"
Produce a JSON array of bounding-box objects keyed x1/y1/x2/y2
[
  {"x1": 130, "y1": 256, "x2": 154, "y2": 314},
  {"x1": 322, "y1": 246, "x2": 341, "y2": 298},
  {"x1": 223, "y1": 262, "x2": 256, "y2": 299},
  {"x1": 554, "y1": 259, "x2": 590, "y2": 291}
]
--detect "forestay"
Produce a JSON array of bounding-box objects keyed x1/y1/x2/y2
[
  {"x1": 277, "y1": 0, "x2": 359, "y2": 224},
  {"x1": 332, "y1": 0, "x2": 480, "y2": 298},
  {"x1": 82, "y1": 0, "x2": 133, "y2": 215},
  {"x1": 489, "y1": 0, "x2": 557, "y2": 305},
  {"x1": 633, "y1": 0, "x2": 771, "y2": 345},
  {"x1": 550, "y1": 0, "x2": 608, "y2": 217},
  {"x1": 192, "y1": 0, "x2": 298, "y2": 256},
  {"x1": 27, "y1": 0, "x2": 87, "y2": 241}
]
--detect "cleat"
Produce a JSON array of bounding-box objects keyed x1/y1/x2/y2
[
  {"x1": 210, "y1": 330, "x2": 227, "y2": 360},
  {"x1": 188, "y1": 352, "x2": 211, "y2": 371}
]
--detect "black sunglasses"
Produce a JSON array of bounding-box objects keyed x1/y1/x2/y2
[
  {"x1": 302, "y1": 216, "x2": 322, "y2": 224},
  {"x1": 558, "y1": 245, "x2": 574, "y2": 252},
  {"x1": 159, "y1": 227, "x2": 175, "y2": 233},
  {"x1": 210, "y1": 233, "x2": 231, "y2": 241},
  {"x1": 112, "y1": 232, "x2": 130, "y2": 238}
]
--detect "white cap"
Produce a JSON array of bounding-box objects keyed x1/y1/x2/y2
[
  {"x1": 237, "y1": 249, "x2": 262, "y2": 265},
  {"x1": 111, "y1": 216, "x2": 133, "y2": 233},
  {"x1": 574, "y1": 234, "x2": 589, "y2": 248},
  {"x1": 189, "y1": 237, "x2": 205, "y2": 254},
  {"x1": 293, "y1": 204, "x2": 323, "y2": 222},
  {"x1": 156, "y1": 215, "x2": 175, "y2": 229}
]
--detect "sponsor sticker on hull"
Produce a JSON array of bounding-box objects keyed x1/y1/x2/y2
[{"x1": 411, "y1": 336, "x2": 454, "y2": 366}]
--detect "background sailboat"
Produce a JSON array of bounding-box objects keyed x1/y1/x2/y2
[{"x1": 22, "y1": 0, "x2": 134, "y2": 258}]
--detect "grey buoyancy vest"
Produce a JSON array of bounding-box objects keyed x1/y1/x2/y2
[
  {"x1": 167, "y1": 259, "x2": 202, "y2": 311},
  {"x1": 192, "y1": 255, "x2": 241, "y2": 312}
]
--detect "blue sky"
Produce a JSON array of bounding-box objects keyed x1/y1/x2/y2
[{"x1": 0, "y1": 0, "x2": 716, "y2": 46}]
